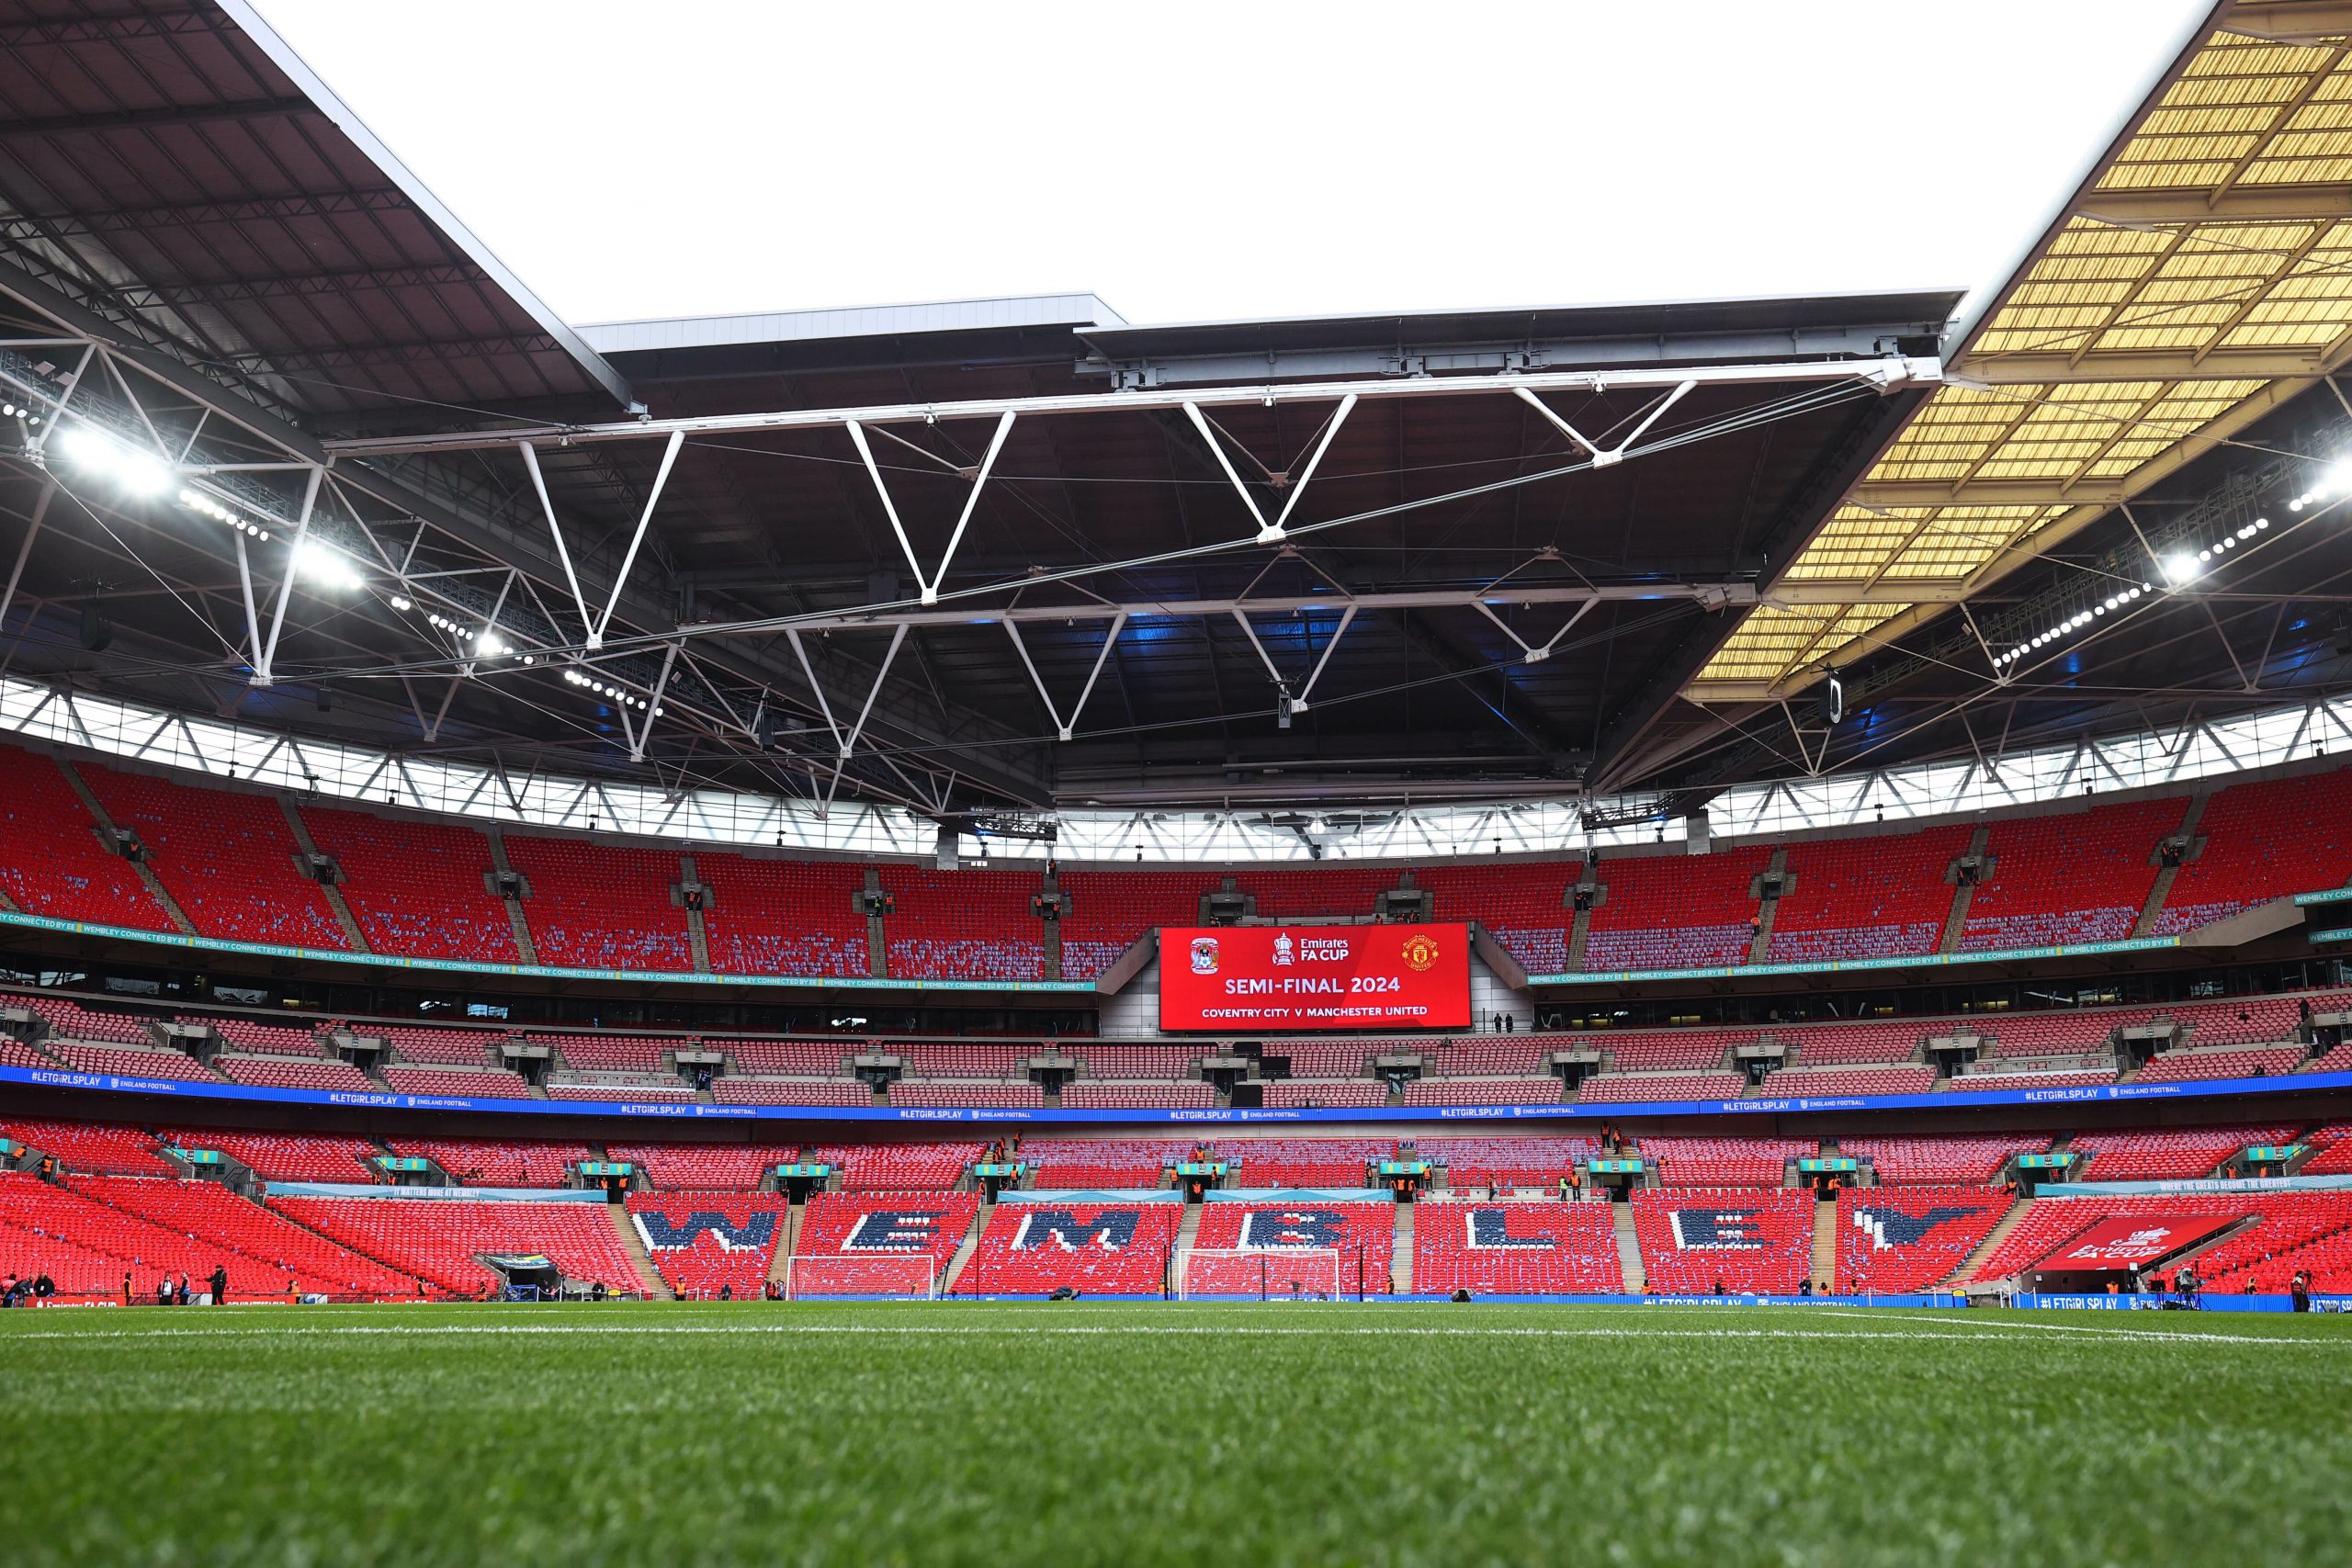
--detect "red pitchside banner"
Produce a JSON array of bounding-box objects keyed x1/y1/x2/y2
[
  {"x1": 2040, "y1": 1213, "x2": 2236, "y2": 1271},
  {"x1": 1157, "y1": 923, "x2": 1472, "y2": 1032}
]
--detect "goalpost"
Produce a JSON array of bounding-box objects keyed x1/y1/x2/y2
[
  {"x1": 782, "y1": 1254, "x2": 938, "y2": 1301},
  {"x1": 1175, "y1": 1248, "x2": 1346, "y2": 1302}
]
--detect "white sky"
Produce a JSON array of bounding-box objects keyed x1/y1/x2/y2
[{"x1": 253, "y1": 0, "x2": 2213, "y2": 330}]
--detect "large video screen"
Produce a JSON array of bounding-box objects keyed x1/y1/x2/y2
[{"x1": 1158, "y1": 923, "x2": 1472, "y2": 1032}]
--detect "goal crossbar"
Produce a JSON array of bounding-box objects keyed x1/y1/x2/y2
[
  {"x1": 783, "y1": 1253, "x2": 938, "y2": 1300},
  {"x1": 1176, "y1": 1247, "x2": 1347, "y2": 1301}
]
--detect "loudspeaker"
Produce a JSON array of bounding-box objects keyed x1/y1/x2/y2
[{"x1": 78, "y1": 604, "x2": 110, "y2": 652}]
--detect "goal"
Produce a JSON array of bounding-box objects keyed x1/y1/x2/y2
[
  {"x1": 1176, "y1": 1248, "x2": 1345, "y2": 1301},
  {"x1": 782, "y1": 1253, "x2": 937, "y2": 1300}
]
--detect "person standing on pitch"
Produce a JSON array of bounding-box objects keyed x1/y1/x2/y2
[{"x1": 209, "y1": 1264, "x2": 228, "y2": 1305}]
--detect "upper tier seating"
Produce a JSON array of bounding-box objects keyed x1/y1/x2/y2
[
  {"x1": 1412, "y1": 1198, "x2": 1623, "y2": 1294},
  {"x1": 213, "y1": 1055, "x2": 379, "y2": 1093},
  {"x1": 695, "y1": 851, "x2": 870, "y2": 977},
  {"x1": 2073, "y1": 1124, "x2": 2296, "y2": 1182},
  {"x1": 0, "y1": 747, "x2": 175, "y2": 930},
  {"x1": 379, "y1": 1027, "x2": 502, "y2": 1066},
  {"x1": 503, "y1": 835, "x2": 692, "y2": 971},
  {"x1": 605, "y1": 1144, "x2": 799, "y2": 1192},
  {"x1": 546, "y1": 1077, "x2": 697, "y2": 1102},
  {"x1": 533, "y1": 1034, "x2": 670, "y2": 1073},
  {"x1": 1951, "y1": 1068, "x2": 2117, "y2": 1090},
  {"x1": 1398, "y1": 1077, "x2": 1562, "y2": 1106},
  {"x1": 380, "y1": 1066, "x2": 535, "y2": 1100},
  {"x1": 163, "y1": 1129, "x2": 383, "y2": 1184},
  {"x1": 894, "y1": 1043, "x2": 1038, "y2": 1079},
  {"x1": 1276, "y1": 1041, "x2": 1381, "y2": 1078},
  {"x1": 1769, "y1": 827, "x2": 1973, "y2": 964},
  {"x1": 1641, "y1": 1136, "x2": 1813, "y2": 1186},
  {"x1": 1061, "y1": 1081, "x2": 1218, "y2": 1110},
  {"x1": 1836, "y1": 1187, "x2": 2012, "y2": 1292},
  {"x1": 625, "y1": 1193, "x2": 792, "y2": 1297},
  {"x1": 271, "y1": 1195, "x2": 640, "y2": 1296},
  {"x1": 2155, "y1": 770, "x2": 2352, "y2": 933},
  {"x1": 1601, "y1": 1030, "x2": 1748, "y2": 1071},
  {"x1": 1761, "y1": 1065, "x2": 1939, "y2": 1097},
  {"x1": 1070, "y1": 1044, "x2": 1212, "y2": 1080},
  {"x1": 1779, "y1": 1022, "x2": 1922, "y2": 1066},
  {"x1": 1577, "y1": 1072, "x2": 1743, "y2": 1104},
  {"x1": 888, "y1": 1080, "x2": 1046, "y2": 1109},
  {"x1": 1056, "y1": 869, "x2": 1228, "y2": 980},
  {"x1": 1581, "y1": 846, "x2": 1772, "y2": 971},
  {"x1": 83, "y1": 764, "x2": 348, "y2": 948},
  {"x1": 24, "y1": 994, "x2": 164, "y2": 1044},
  {"x1": 384, "y1": 1138, "x2": 589, "y2": 1187},
  {"x1": 1188, "y1": 1200, "x2": 1395, "y2": 1294},
  {"x1": 882, "y1": 867, "x2": 1045, "y2": 981},
  {"x1": 69, "y1": 1174, "x2": 418, "y2": 1297},
  {"x1": 1260, "y1": 1080, "x2": 1388, "y2": 1109},
  {"x1": 1414, "y1": 862, "x2": 1577, "y2": 974},
  {"x1": 0, "y1": 1117, "x2": 175, "y2": 1175},
  {"x1": 727, "y1": 1041, "x2": 854, "y2": 1076},
  {"x1": 1633, "y1": 1187, "x2": 1813, "y2": 1293},
  {"x1": 807, "y1": 1142, "x2": 981, "y2": 1191},
  {"x1": 955, "y1": 1201, "x2": 1184, "y2": 1296},
  {"x1": 1839, "y1": 1134, "x2": 2050, "y2": 1184},
  {"x1": 788, "y1": 1190, "x2": 980, "y2": 1294},
  {"x1": 53, "y1": 1043, "x2": 220, "y2": 1082},
  {"x1": 1961, "y1": 797, "x2": 2183, "y2": 951},
  {"x1": 0, "y1": 1036, "x2": 59, "y2": 1071},
  {"x1": 300, "y1": 807, "x2": 517, "y2": 963},
  {"x1": 2134, "y1": 1046, "x2": 2307, "y2": 1082},
  {"x1": 1424, "y1": 1036, "x2": 1554, "y2": 1076},
  {"x1": 711, "y1": 1078, "x2": 876, "y2": 1107},
  {"x1": 206, "y1": 1016, "x2": 326, "y2": 1056}
]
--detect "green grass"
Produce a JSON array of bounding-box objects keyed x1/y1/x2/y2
[{"x1": 0, "y1": 1302, "x2": 2346, "y2": 1566}]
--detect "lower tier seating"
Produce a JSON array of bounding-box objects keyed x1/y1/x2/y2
[
  {"x1": 384, "y1": 1138, "x2": 588, "y2": 1188},
  {"x1": 955, "y1": 1201, "x2": 1184, "y2": 1295},
  {"x1": 1187, "y1": 1200, "x2": 1395, "y2": 1294},
  {"x1": 271, "y1": 1195, "x2": 641, "y2": 1296},
  {"x1": 1632, "y1": 1187, "x2": 1814, "y2": 1293},
  {"x1": 625, "y1": 1193, "x2": 791, "y2": 1298},
  {"x1": 69, "y1": 1174, "x2": 418, "y2": 1298},
  {"x1": 1411, "y1": 1199, "x2": 1623, "y2": 1293},
  {"x1": 807, "y1": 1142, "x2": 981, "y2": 1191},
  {"x1": 163, "y1": 1129, "x2": 385, "y2": 1184},
  {"x1": 1838, "y1": 1134, "x2": 2050, "y2": 1184},
  {"x1": 786, "y1": 1190, "x2": 980, "y2": 1295},
  {"x1": 0, "y1": 1117, "x2": 175, "y2": 1175},
  {"x1": 1641, "y1": 1136, "x2": 1811, "y2": 1186}
]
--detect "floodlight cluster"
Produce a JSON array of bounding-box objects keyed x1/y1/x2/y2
[
  {"x1": 422, "y1": 610, "x2": 534, "y2": 663},
  {"x1": 57, "y1": 425, "x2": 171, "y2": 494},
  {"x1": 2285, "y1": 460, "x2": 2352, "y2": 512},
  {"x1": 2157, "y1": 516, "x2": 2267, "y2": 585},
  {"x1": 1992, "y1": 583, "x2": 2154, "y2": 668},
  {"x1": 176, "y1": 488, "x2": 271, "y2": 542},
  {"x1": 291, "y1": 539, "x2": 365, "y2": 592},
  {"x1": 561, "y1": 667, "x2": 661, "y2": 714},
  {"x1": 0, "y1": 400, "x2": 43, "y2": 423}
]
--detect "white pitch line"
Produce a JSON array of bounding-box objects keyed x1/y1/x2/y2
[
  {"x1": 1820, "y1": 1310, "x2": 2323, "y2": 1345},
  {"x1": 0, "y1": 1320, "x2": 2332, "y2": 1345}
]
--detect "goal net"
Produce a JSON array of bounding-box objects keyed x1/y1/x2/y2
[
  {"x1": 782, "y1": 1254, "x2": 938, "y2": 1300},
  {"x1": 1176, "y1": 1248, "x2": 1345, "y2": 1301}
]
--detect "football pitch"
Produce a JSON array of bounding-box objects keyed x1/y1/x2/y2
[{"x1": 1, "y1": 1302, "x2": 2346, "y2": 1566}]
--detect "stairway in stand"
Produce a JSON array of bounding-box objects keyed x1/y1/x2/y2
[
  {"x1": 1612, "y1": 1203, "x2": 1645, "y2": 1293},
  {"x1": 1393, "y1": 1203, "x2": 1415, "y2": 1294},
  {"x1": 1810, "y1": 1200, "x2": 1838, "y2": 1293}
]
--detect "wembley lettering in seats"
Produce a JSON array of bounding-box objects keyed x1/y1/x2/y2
[
  {"x1": 1011, "y1": 1209, "x2": 1141, "y2": 1252},
  {"x1": 842, "y1": 1210, "x2": 948, "y2": 1251},
  {"x1": 1239, "y1": 1208, "x2": 1347, "y2": 1249},
  {"x1": 1668, "y1": 1209, "x2": 1766, "y2": 1249},
  {"x1": 1850, "y1": 1206, "x2": 1984, "y2": 1251},
  {"x1": 631, "y1": 1211, "x2": 778, "y2": 1252},
  {"x1": 1158, "y1": 923, "x2": 1470, "y2": 1030},
  {"x1": 1465, "y1": 1209, "x2": 1551, "y2": 1248}
]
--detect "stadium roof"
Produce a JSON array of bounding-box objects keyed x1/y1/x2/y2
[{"x1": 2, "y1": 0, "x2": 2350, "y2": 824}]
